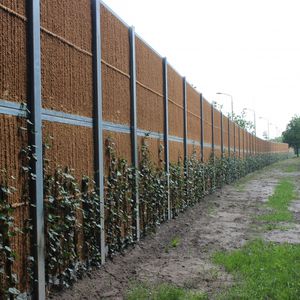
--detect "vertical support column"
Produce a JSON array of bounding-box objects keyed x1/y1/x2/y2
[
  {"x1": 200, "y1": 94, "x2": 205, "y2": 194},
  {"x1": 211, "y1": 103, "x2": 215, "y2": 188},
  {"x1": 27, "y1": 0, "x2": 45, "y2": 298},
  {"x1": 228, "y1": 117, "x2": 230, "y2": 157},
  {"x1": 220, "y1": 112, "x2": 224, "y2": 157},
  {"x1": 163, "y1": 58, "x2": 171, "y2": 220},
  {"x1": 200, "y1": 94, "x2": 204, "y2": 162},
  {"x1": 129, "y1": 26, "x2": 140, "y2": 241},
  {"x1": 183, "y1": 77, "x2": 188, "y2": 166},
  {"x1": 92, "y1": 0, "x2": 105, "y2": 264}
]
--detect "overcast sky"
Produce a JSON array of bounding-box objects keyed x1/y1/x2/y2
[{"x1": 103, "y1": 0, "x2": 299, "y2": 139}]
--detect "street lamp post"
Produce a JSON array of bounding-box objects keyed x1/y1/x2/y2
[{"x1": 216, "y1": 92, "x2": 234, "y2": 119}]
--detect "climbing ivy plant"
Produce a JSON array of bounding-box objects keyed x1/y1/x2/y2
[
  {"x1": 44, "y1": 167, "x2": 82, "y2": 289},
  {"x1": 81, "y1": 176, "x2": 101, "y2": 268},
  {"x1": 5, "y1": 127, "x2": 287, "y2": 295},
  {"x1": 139, "y1": 136, "x2": 168, "y2": 236},
  {"x1": 105, "y1": 137, "x2": 134, "y2": 257},
  {"x1": 0, "y1": 170, "x2": 20, "y2": 299}
]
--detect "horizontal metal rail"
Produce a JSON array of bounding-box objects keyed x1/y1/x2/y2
[{"x1": 0, "y1": 98, "x2": 222, "y2": 150}]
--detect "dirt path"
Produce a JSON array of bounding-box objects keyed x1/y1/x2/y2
[{"x1": 52, "y1": 158, "x2": 299, "y2": 300}]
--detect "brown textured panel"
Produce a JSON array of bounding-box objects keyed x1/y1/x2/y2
[
  {"x1": 213, "y1": 108, "x2": 221, "y2": 148},
  {"x1": 168, "y1": 101, "x2": 184, "y2": 137},
  {"x1": 237, "y1": 127, "x2": 242, "y2": 157},
  {"x1": 188, "y1": 144, "x2": 200, "y2": 158},
  {"x1": 214, "y1": 149, "x2": 222, "y2": 158},
  {"x1": 223, "y1": 115, "x2": 229, "y2": 153},
  {"x1": 0, "y1": 0, "x2": 26, "y2": 16},
  {"x1": 100, "y1": 6, "x2": 131, "y2": 125},
  {"x1": 0, "y1": 9, "x2": 27, "y2": 102},
  {"x1": 246, "y1": 132, "x2": 250, "y2": 154},
  {"x1": 41, "y1": 0, "x2": 92, "y2": 52},
  {"x1": 136, "y1": 37, "x2": 164, "y2": 133},
  {"x1": 102, "y1": 65, "x2": 131, "y2": 125},
  {"x1": 203, "y1": 147, "x2": 212, "y2": 162},
  {"x1": 229, "y1": 119, "x2": 234, "y2": 154},
  {"x1": 43, "y1": 121, "x2": 94, "y2": 180},
  {"x1": 187, "y1": 83, "x2": 200, "y2": 142},
  {"x1": 137, "y1": 86, "x2": 164, "y2": 133},
  {"x1": 168, "y1": 66, "x2": 184, "y2": 138},
  {"x1": 101, "y1": 5, "x2": 130, "y2": 75},
  {"x1": 203, "y1": 98, "x2": 212, "y2": 145},
  {"x1": 169, "y1": 140, "x2": 184, "y2": 163},
  {"x1": 138, "y1": 136, "x2": 164, "y2": 167},
  {"x1": 41, "y1": 32, "x2": 93, "y2": 117},
  {"x1": 167, "y1": 66, "x2": 183, "y2": 105},
  {"x1": 136, "y1": 37, "x2": 163, "y2": 94},
  {"x1": 259, "y1": 139, "x2": 261, "y2": 153},
  {"x1": 241, "y1": 129, "x2": 245, "y2": 157},
  {"x1": 257, "y1": 138, "x2": 260, "y2": 153},
  {"x1": 103, "y1": 131, "x2": 132, "y2": 164},
  {"x1": 235, "y1": 124, "x2": 240, "y2": 155}
]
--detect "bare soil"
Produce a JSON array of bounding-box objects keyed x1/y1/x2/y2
[{"x1": 51, "y1": 158, "x2": 300, "y2": 300}]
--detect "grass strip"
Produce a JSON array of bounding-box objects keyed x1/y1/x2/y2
[
  {"x1": 213, "y1": 239, "x2": 300, "y2": 299},
  {"x1": 214, "y1": 177, "x2": 299, "y2": 299},
  {"x1": 259, "y1": 179, "x2": 295, "y2": 223},
  {"x1": 126, "y1": 283, "x2": 207, "y2": 300}
]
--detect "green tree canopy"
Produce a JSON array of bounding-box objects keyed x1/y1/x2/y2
[
  {"x1": 282, "y1": 115, "x2": 300, "y2": 157},
  {"x1": 231, "y1": 109, "x2": 255, "y2": 133}
]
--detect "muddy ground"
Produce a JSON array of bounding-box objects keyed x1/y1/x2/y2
[{"x1": 52, "y1": 158, "x2": 300, "y2": 300}]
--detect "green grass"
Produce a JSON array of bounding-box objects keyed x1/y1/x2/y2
[
  {"x1": 171, "y1": 236, "x2": 181, "y2": 248},
  {"x1": 285, "y1": 164, "x2": 298, "y2": 173},
  {"x1": 126, "y1": 283, "x2": 207, "y2": 300},
  {"x1": 213, "y1": 239, "x2": 300, "y2": 299},
  {"x1": 258, "y1": 179, "x2": 295, "y2": 223},
  {"x1": 263, "y1": 223, "x2": 294, "y2": 231},
  {"x1": 165, "y1": 236, "x2": 181, "y2": 253},
  {"x1": 213, "y1": 176, "x2": 300, "y2": 299}
]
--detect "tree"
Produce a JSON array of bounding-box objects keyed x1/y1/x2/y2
[
  {"x1": 231, "y1": 109, "x2": 255, "y2": 134},
  {"x1": 282, "y1": 115, "x2": 300, "y2": 157},
  {"x1": 212, "y1": 103, "x2": 255, "y2": 134},
  {"x1": 270, "y1": 136, "x2": 283, "y2": 143}
]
